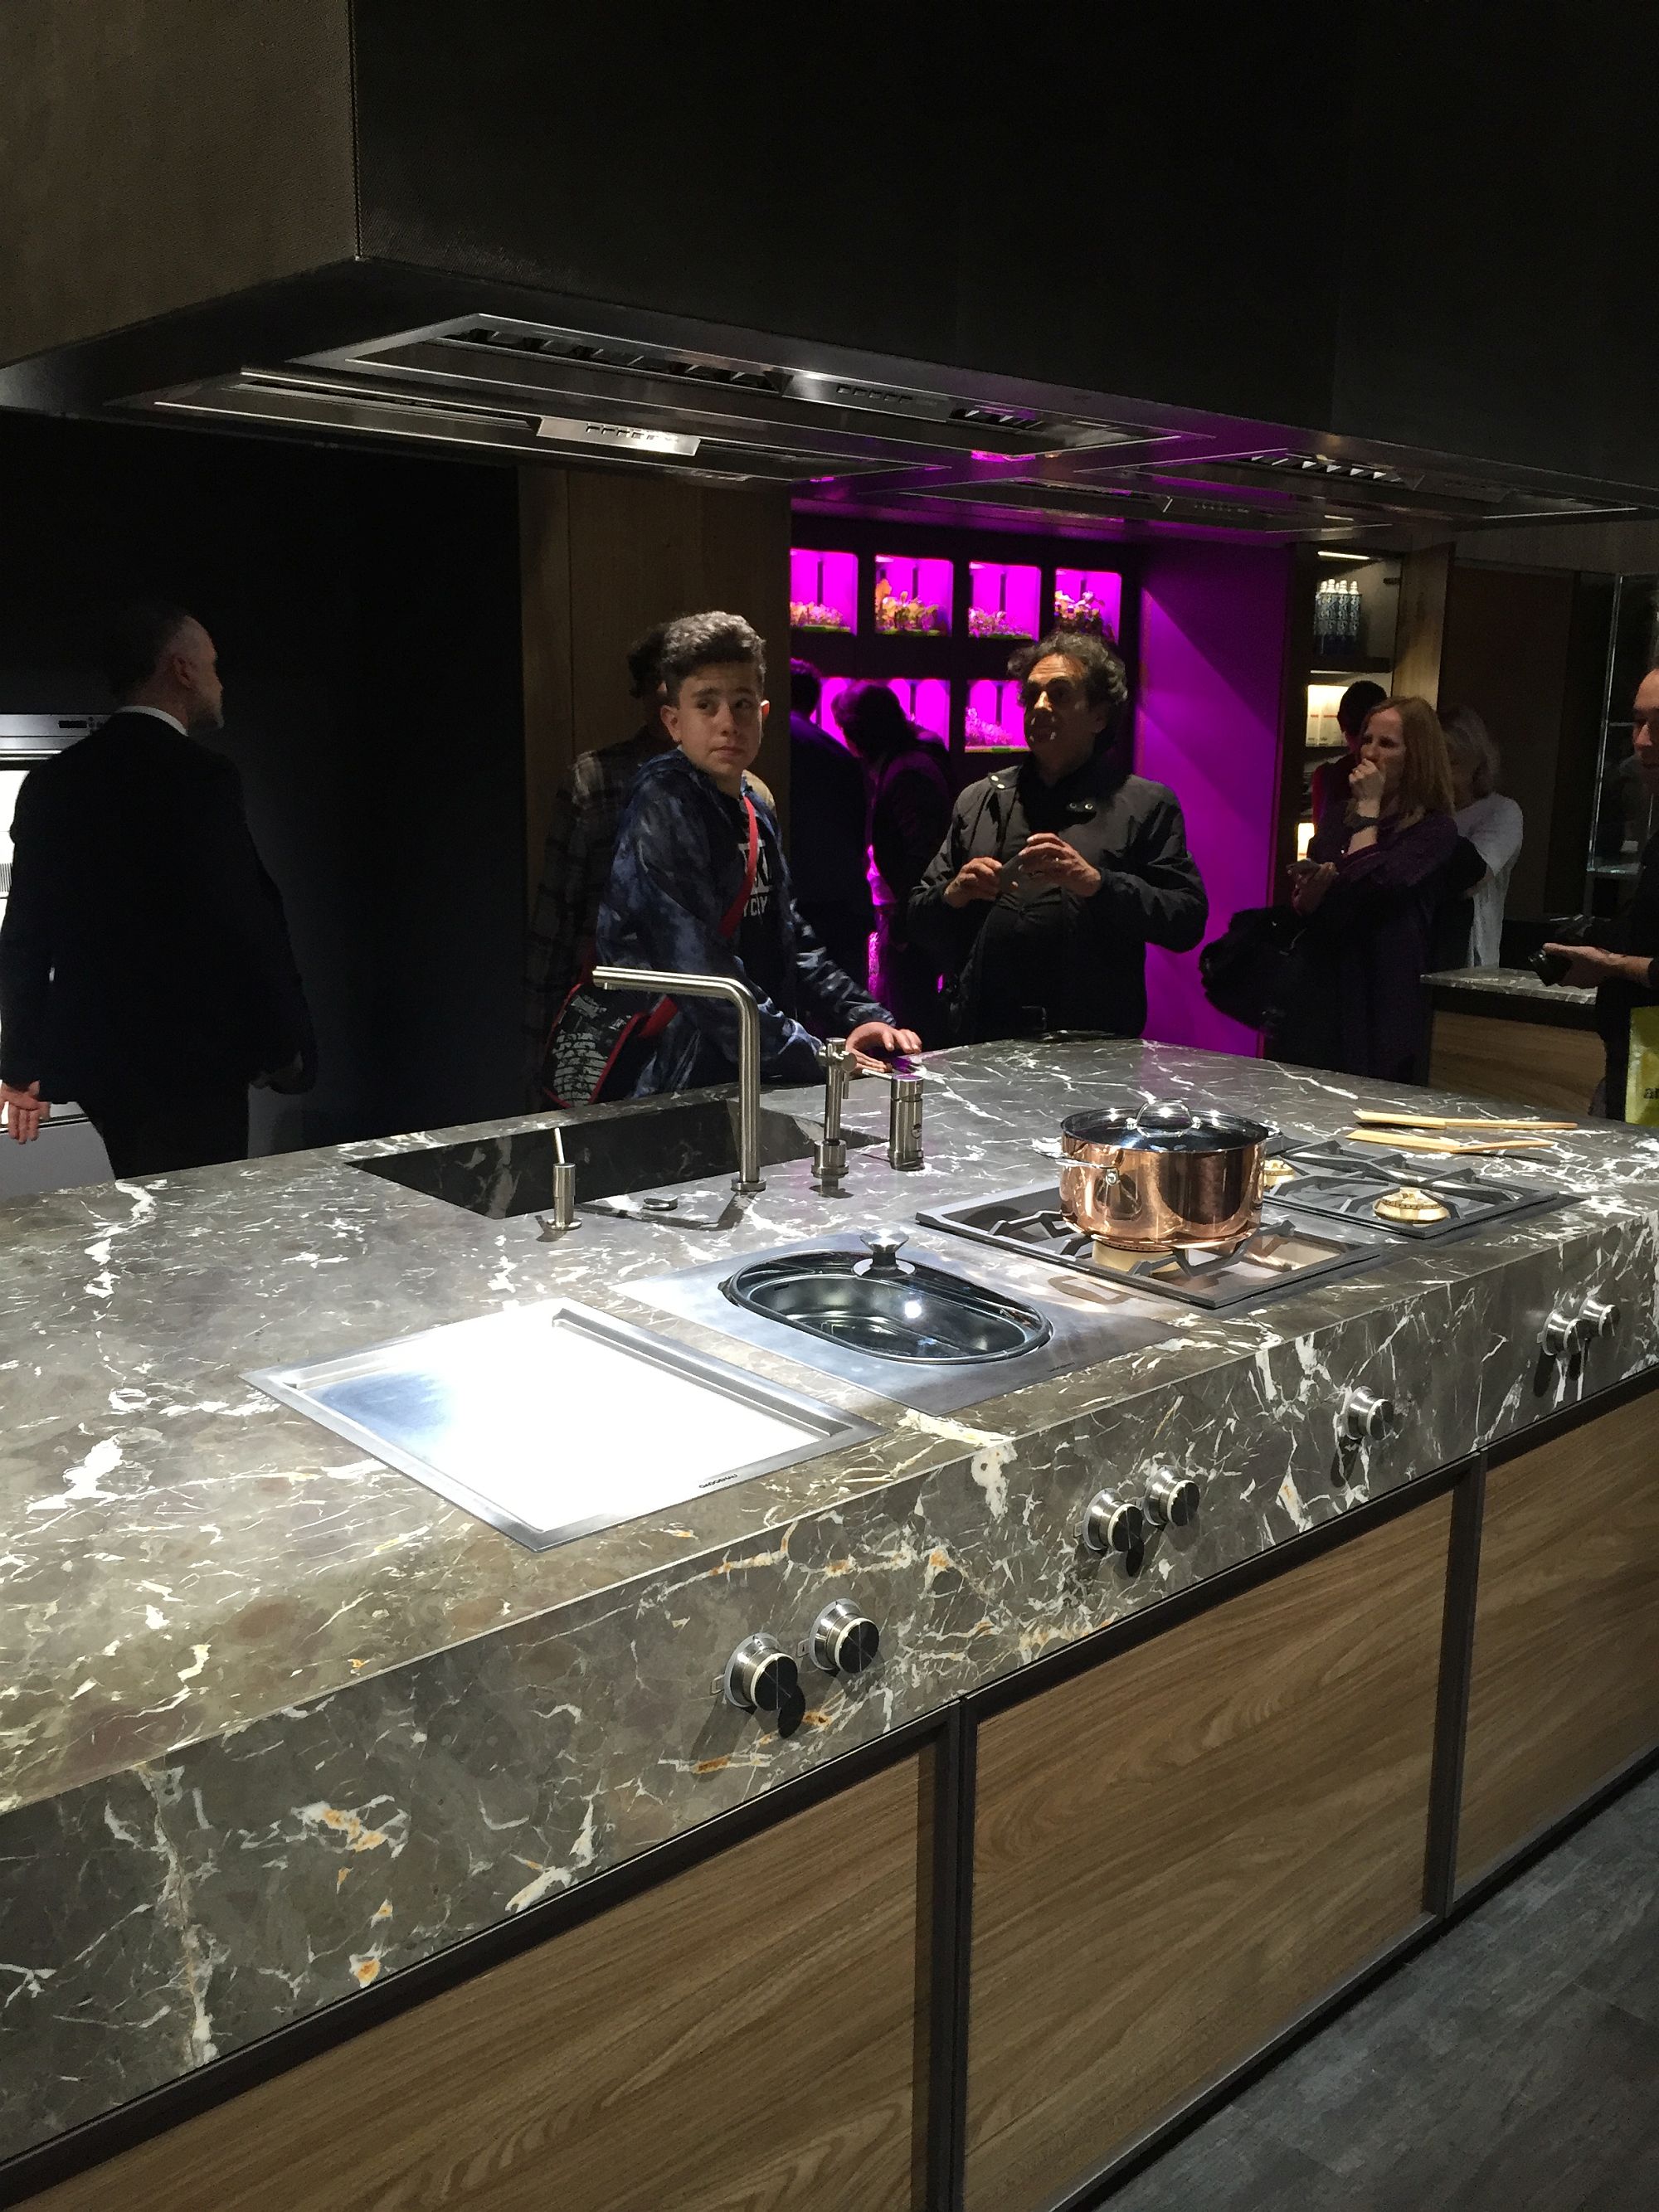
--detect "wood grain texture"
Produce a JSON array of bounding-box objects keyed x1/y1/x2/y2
[
  {"x1": 518, "y1": 469, "x2": 794, "y2": 890},
  {"x1": 27, "y1": 1754, "x2": 929, "y2": 2212},
  {"x1": 964, "y1": 1498, "x2": 1453, "y2": 2212},
  {"x1": 1438, "y1": 564, "x2": 1575, "y2": 918},
  {"x1": 1391, "y1": 542, "x2": 1453, "y2": 705},
  {"x1": 1457, "y1": 1391, "x2": 1659, "y2": 1887},
  {"x1": 0, "y1": 0, "x2": 354, "y2": 367},
  {"x1": 1428, "y1": 1009, "x2": 1603, "y2": 1118}
]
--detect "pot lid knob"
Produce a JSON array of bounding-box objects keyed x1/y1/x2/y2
[{"x1": 1136, "y1": 1099, "x2": 1194, "y2": 1133}]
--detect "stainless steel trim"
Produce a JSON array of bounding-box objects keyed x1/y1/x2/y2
[
  {"x1": 591, "y1": 965, "x2": 765, "y2": 1192},
  {"x1": 631, "y1": 1232, "x2": 1180, "y2": 1417},
  {"x1": 246, "y1": 1299, "x2": 878, "y2": 1553}
]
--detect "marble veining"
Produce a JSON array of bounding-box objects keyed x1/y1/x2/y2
[{"x1": 3, "y1": 1038, "x2": 1659, "y2": 2162}]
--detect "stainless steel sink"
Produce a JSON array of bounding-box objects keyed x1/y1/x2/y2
[{"x1": 722, "y1": 1234, "x2": 1052, "y2": 1365}]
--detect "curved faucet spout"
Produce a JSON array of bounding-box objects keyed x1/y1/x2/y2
[{"x1": 591, "y1": 966, "x2": 766, "y2": 1194}]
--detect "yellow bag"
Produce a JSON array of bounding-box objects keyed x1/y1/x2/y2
[{"x1": 1625, "y1": 1004, "x2": 1659, "y2": 1124}]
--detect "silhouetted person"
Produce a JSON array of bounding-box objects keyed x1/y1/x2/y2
[
  {"x1": 523, "y1": 622, "x2": 674, "y2": 1096},
  {"x1": 0, "y1": 602, "x2": 314, "y2": 1176},
  {"x1": 786, "y1": 660, "x2": 874, "y2": 987},
  {"x1": 834, "y1": 681, "x2": 953, "y2": 1041}
]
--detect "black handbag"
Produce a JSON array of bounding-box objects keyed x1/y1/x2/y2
[{"x1": 1199, "y1": 905, "x2": 1302, "y2": 1029}]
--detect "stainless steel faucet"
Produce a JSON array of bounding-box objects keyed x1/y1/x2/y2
[
  {"x1": 815, "y1": 1038, "x2": 854, "y2": 1191},
  {"x1": 590, "y1": 966, "x2": 766, "y2": 1193},
  {"x1": 888, "y1": 1067, "x2": 924, "y2": 1171}
]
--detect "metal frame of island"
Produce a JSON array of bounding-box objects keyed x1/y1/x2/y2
[{"x1": 2, "y1": 1039, "x2": 1657, "y2": 2212}]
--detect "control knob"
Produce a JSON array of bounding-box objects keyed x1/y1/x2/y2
[
  {"x1": 1541, "y1": 1306, "x2": 1588, "y2": 1359},
  {"x1": 1082, "y1": 1490, "x2": 1145, "y2": 1556},
  {"x1": 810, "y1": 1599, "x2": 881, "y2": 1677},
  {"x1": 1143, "y1": 1468, "x2": 1202, "y2": 1529},
  {"x1": 1340, "y1": 1386, "x2": 1402, "y2": 1443},
  {"x1": 1580, "y1": 1296, "x2": 1621, "y2": 1340},
  {"x1": 724, "y1": 1634, "x2": 802, "y2": 1726}
]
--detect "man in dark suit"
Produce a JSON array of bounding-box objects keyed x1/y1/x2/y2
[{"x1": 0, "y1": 601, "x2": 314, "y2": 1176}]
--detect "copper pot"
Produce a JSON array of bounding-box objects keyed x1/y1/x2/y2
[{"x1": 1056, "y1": 1099, "x2": 1272, "y2": 1252}]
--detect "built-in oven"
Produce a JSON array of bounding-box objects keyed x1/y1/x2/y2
[{"x1": 0, "y1": 716, "x2": 114, "y2": 1195}]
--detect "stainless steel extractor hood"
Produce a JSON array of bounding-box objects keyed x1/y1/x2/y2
[{"x1": 100, "y1": 305, "x2": 1652, "y2": 545}]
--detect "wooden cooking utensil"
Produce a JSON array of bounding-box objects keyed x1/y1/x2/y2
[
  {"x1": 1354, "y1": 1109, "x2": 1577, "y2": 1132},
  {"x1": 1344, "y1": 1126, "x2": 1555, "y2": 1156}
]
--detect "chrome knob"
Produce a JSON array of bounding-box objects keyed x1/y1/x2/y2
[
  {"x1": 1580, "y1": 1296, "x2": 1620, "y2": 1340},
  {"x1": 810, "y1": 1599, "x2": 881, "y2": 1677},
  {"x1": 859, "y1": 1229, "x2": 912, "y2": 1276},
  {"x1": 1340, "y1": 1387, "x2": 1401, "y2": 1443},
  {"x1": 723, "y1": 1633, "x2": 800, "y2": 1718},
  {"x1": 1542, "y1": 1306, "x2": 1588, "y2": 1359},
  {"x1": 1082, "y1": 1490, "x2": 1145, "y2": 1555},
  {"x1": 1144, "y1": 1468, "x2": 1202, "y2": 1529}
]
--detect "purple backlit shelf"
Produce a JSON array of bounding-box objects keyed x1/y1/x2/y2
[
  {"x1": 884, "y1": 676, "x2": 951, "y2": 743},
  {"x1": 1053, "y1": 567, "x2": 1123, "y2": 635},
  {"x1": 791, "y1": 547, "x2": 858, "y2": 632},
  {"x1": 966, "y1": 678, "x2": 1026, "y2": 750},
  {"x1": 968, "y1": 562, "x2": 1039, "y2": 639},
  {"x1": 875, "y1": 554, "x2": 952, "y2": 635}
]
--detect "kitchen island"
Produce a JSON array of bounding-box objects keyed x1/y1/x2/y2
[
  {"x1": 1426, "y1": 965, "x2": 1603, "y2": 1117},
  {"x1": 3, "y1": 1040, "x2": 1657, "y2": 2212}
]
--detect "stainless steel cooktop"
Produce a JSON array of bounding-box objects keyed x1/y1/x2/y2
[{"x1": 917, "y1": 1141, "x2": 1568, "y2": 1311}]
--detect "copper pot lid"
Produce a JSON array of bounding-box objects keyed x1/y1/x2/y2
[
  {"x1": 1062, "y1": 1097, "x2": 1272, "y2": 1154},
  {"x1": 1374, "y1": 1184, "x2": 1452, "y2": 1225}
]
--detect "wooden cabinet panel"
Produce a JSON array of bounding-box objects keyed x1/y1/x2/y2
[
  {"x1": 964, "y1": 1498, "x2": 1452, "y2": 2211},
  {"x1": 1458, "y1": 1391, "x2": 1659, "y2": 1886},
  {"x1": 29, "y1": 1753, "x2": 928, "y2": 2212},
  {"x1": 1428, "y1": 1009, "x2": 1602, "y2": 1119}
]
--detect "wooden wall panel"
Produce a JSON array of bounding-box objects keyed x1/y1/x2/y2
[
  {"x1": 27, "y1": 1753, "x2": 930, "y2": 2212},
  {"x1": 0, "y1": 0, "x2": 355, "y2": 368},
  {"x1": 1390, "y1": 542, "x2": 1454, "y2": 705},
  {"x1": 519, "y1": 469, "x2": 793, "y2": 899},
  {"x1": 964, "y1": 1498, "x2": 1452, "y2": 2210},
  {"x1": 1458, "y1": 1392, "x2": 1659, "y2": 1887},
  {"x1": 1428, "y1": 1010, "x2": 1603, "y2": 1118},
  {"x1": 1438, "y1": 564, "x2": 1577, "y2": 918}
]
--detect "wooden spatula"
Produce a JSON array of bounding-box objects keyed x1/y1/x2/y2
[
  {"x1": 1345, "y1": 1125, "x2": 1556, "y2": 1155},
  {"x1": 1354, "y1": 1109, "x2": 1577, "y2": 1132}
]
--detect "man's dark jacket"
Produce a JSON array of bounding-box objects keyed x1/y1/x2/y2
[
  {"x1": 0, "y1": 712, "x2": 314, "y2": 1101},
  {"x1": 907, "y1": 746, "x2": 1207, "y2": 1041}
]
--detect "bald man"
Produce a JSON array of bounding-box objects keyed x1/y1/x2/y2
[{"x1": 0, "y1": 601, "x2": 314, "y2": 1176}]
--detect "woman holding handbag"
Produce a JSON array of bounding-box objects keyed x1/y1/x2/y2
[{"x1": 588, "y1": 611, "x2": 917, "y2": 1099}]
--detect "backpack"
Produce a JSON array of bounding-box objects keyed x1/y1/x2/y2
[{"x1": 539, "y1": 795, "x2": 758, "y2": 1106}]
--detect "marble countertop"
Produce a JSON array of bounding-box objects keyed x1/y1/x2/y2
[
  {"x1": 7, "y1": 1038, "x2": 1658, "y2": 1821},
  {"x1": 6, "y1": 1038, "x2": 1659, "y2": 2163},
  {"x1": 1425, "y1": 965, "x2": 1598, "y2": 1012}
]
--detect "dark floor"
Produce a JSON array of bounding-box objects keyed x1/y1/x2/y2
[{"x1": 1108, "y1": 1765, "x2": 1659, "y2": 2212}]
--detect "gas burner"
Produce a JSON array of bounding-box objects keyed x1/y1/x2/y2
[
  {"x1": 1262, "y1": 1157, "x2": 1297, "y2": 1193},
  {"x1": 916, "y1": 1186, "x2": 1378, "y2": 1310},
  {"x1": 1267, "y1": 1139, "x2": 1565, "y2": 1241},
  {"x1": 1374, "y1": 1185, "x2": 1452, "y2": 1226}
]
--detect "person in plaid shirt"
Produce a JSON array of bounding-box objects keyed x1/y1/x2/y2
[{"x1": 523, "y1": 625, "x2": 673, "y2": 1097}]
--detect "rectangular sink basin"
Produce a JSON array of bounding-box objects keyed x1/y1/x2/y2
[
  {"x1": 246, "y1": 1300, "x2": 877, "y2": 1549},
  {"x1": 352, "y1": 1095, "x2": 831, "y2": 1218}
]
